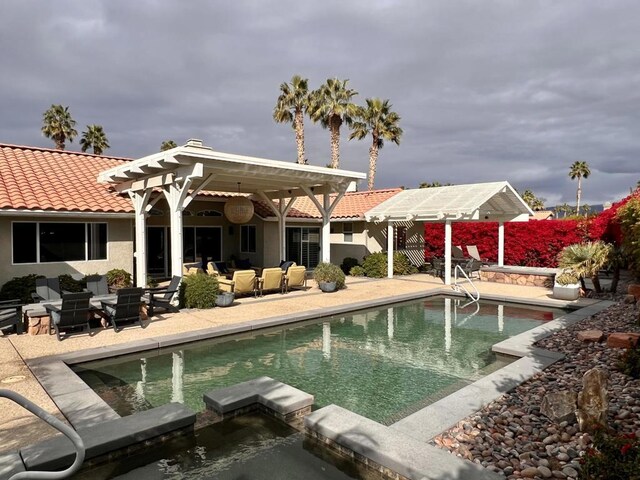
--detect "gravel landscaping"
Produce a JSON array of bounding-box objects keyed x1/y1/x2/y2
[{"x1": 433, "y1": 290, "x2": 640, "y2": 479}]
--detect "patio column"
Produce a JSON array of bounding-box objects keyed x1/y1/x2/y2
[
  {"x1": 129, "y1": 190, "x2": 152, "y2": 288},
  {"x1": 322, "y1": 193, "x2": 331, "y2": 263},
  {"x1": 498, "y1": 221, "x2": 505, "y2": 266},
  {"x1": 163, "y1": 179, "x2": 196, "y2": 278},
  {"x1": 387, "y1": 222, "x2": 394, "y2": 278},
  {"x1": 257, "y1": 192, "x2": 294, "y2": 263},
  {"x1": 444, "y1": 220, "x2": 452, "y2": 285}
]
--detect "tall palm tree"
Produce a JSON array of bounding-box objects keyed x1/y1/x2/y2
[
  {"x1": 309, "y1": 78, "x2": 358, "y2": 169},
  {"x1": 160, "y1": 140, "x2": 177, "y2": 151},
  {"x1": 349, "y1": 98, "x2": 403, "y2": 190},
  {"x1": 273, "y1": 75, "x2": 310, "y2": 165},
  {"x1": 80, "y1": 125, "x2": 110, "y2": 155},
  {"x1": 569, "y1": 161, "x2": 591, "y2": 214},
  {"x1": 520, "y1": 189, "x2": 546, "y2": 211},
  {"x1": 41, "y1": 104, "x2": 77, "y2": 150}
]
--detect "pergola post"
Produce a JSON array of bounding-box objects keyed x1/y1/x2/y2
[
  {"x1": 322, "y1": 193, "x2": 331, "y2": 263},
  {"x1": 387, "y1": 222, "x2": 394, "y2": 278},
  {"x1": 129, "y1": 190, "x2": 152, "y2": 288},
  {"x1": 498, "y1": 221, "x2": 505, "y2": 266},
  {"x1": 258, "y1": 192, "x2": 295, "y2": 263},
  {"x1": 444, "y1": 220, "x2": 452, "y2": 285},
  {"x1": 163, "y1": 179, "x2": 194, "y2": 278}
]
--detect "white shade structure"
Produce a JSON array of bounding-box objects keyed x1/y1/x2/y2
[
  {"x1": 365, "y1": 182, "x2": 534, "y2": 283},
  {"x1": 98, "y1": 139, "x2": 366, "y2": 287}
]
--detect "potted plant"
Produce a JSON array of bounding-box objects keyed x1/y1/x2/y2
[
  {"x1": 216, "y1": 291, "x2": 235, "y2": 307},
  {"x1": 313, "y1": 262, "x2": 345, "y2": 293},
  {"x1": 553, "y1": 269, "x2": 580, "y2": 300}
]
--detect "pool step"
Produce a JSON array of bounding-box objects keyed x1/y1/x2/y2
[{"x1": 203, "y1": 376, "x2": 314, "y2": 429}]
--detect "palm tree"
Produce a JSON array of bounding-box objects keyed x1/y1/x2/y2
[
  {"x1": 349, "y1": 98, "x2": 403, "y2": 190},
  {"x1": 273, "y1": 75, "x2": 310, "y2": 165},
  {"x1": 41, "y1": 104, "x2": 77, "y2": 150},
  {"x1": 569, "y1": 161, "x2": 591, "y2": 214},
  {"x1": 80, "y1": 125, "x2": 110, "y2": 155},
  {"x1": 309, "y1": 78, "x2": 358, "y2": 169},
  {"x1": 520, "y1": 189, "x2": 546, "y2": 211},
  {"x1": 558, "y1": 241, "x2": 612, "y2": 293},
  {"x1": 419, "y1": 181, "x2": 453, "y2": 188},
  {"x1": 160, "y1": 140, "x2": 177, "y2": 151}
]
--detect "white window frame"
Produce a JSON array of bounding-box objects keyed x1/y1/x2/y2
[
  {"x1": 11, "y1": 221, "x2": 109, "y2": 265},
  {"x1": 240, "y1": 224, "x2": 257, "y2": 254}
]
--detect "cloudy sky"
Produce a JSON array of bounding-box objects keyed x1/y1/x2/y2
[{"x1": 1, "y1": 1, "x2": 638, "y2": 206}]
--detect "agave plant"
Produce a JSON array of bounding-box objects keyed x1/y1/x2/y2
[{"x1": 558, "y1": 241, "x2": 613, "y2": 293}]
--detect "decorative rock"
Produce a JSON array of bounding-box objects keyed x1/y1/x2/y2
[
  {"x1": 552, "y1": 470, "x2": 567, "y2": 479},
  {"x1": 607, "y1": 332, "x2": 640, "y2": 349},
  {"x1": 623, "y1": 294, "x2": 636, "y2": 304},
  {"x1": 538, "y1": 465, "x2": 553, "y2": 478},
  {"x1": 577, "y1": 330, "x2": 603, "y2": 342},
  {"x1": 628, "y1": 284, "x2": 640, "y2": 299},
  {"x1": 562, "y1": 466, "x2": 578, "y2": 478},
  {"x1": 576, "y1": 368, "x2": 608, "y2": 433},
  {"x1": 521, "y1": 467, "x2": 540, "y2": 477},
  {"x1": 541, "y1": 391, "x2": 577, "y2": 423}
]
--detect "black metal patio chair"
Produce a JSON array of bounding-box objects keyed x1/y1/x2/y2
[
  {"x1": 101, "y1": 287, "x2": 144, "y2": 332},
  {"x1": 143, "y1": 276, "x2": 181, "y2": 318},
  {"x1": 0, "y1": 299, "x2": 24, "y2": 335},
  {"x1": 44, "y1": 291, "x2": 93, "y2": 341}
]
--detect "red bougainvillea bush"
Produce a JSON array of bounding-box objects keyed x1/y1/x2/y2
[{"x1": 424, "y1": 189, "x2": 640, "y2": 268}]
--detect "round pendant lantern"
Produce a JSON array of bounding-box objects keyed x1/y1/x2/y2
[{"x1": 224, "y1": 196, "x2": 254, "y2": 224}]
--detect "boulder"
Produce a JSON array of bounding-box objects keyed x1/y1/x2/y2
[
  {"x1": 577, "y1": 330, "x2": 604, "y2": 343},
  {"x1": 576, "y1": 368, "x2": 608, "y2": 433},
  {"x1": 541, "y1": 391, "x2": 577, "y2": 423},
  {"x1": 607, "y1": 332, "x2": 640, "y2": 349},
  {"x1": 624, "y1": 294, "x2": 637, "y2": 304}
]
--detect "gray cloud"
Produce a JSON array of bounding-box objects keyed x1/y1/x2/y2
[{"x1": 1, "y1": 0, "x2": 638, "y2": 205}]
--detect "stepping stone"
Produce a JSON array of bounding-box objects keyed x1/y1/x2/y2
[
  {"x1": 607, "y1": 332, "x2": 640, "y2": 349},
  {"x1": 577, "y1": 330, "x2": 604, "y2": 342}
]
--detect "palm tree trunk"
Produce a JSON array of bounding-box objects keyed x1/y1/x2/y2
[
  {"x1": 610, "y1": 265, "x2": 620, "y2": 293},
  {"x1": 591, "y1": 273, "x2": 602, "y2": 294},
  {"x1": 368, "y1": 141, "x2": 379, "y2": 191},
  {"x1": 294, "y1": 109, "x2": 305, "y2": 164},
  {"x1": 576, "y1": 176, "x2": 582, "y2": 214},
  {"x1": 329, "y1": 115, "x2": 342, "y2": 169}
]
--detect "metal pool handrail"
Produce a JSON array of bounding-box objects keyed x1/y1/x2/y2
[
  {"x1": 452, "y1": 264, "x2": 480, "y2": 303},
  {"x1": 0, "y1": 389, "x2": 85, "y2": 480}
]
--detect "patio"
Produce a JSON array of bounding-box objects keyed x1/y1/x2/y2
[{"x1": 0, "y1": 274, "x2": 597, "y2": 455}]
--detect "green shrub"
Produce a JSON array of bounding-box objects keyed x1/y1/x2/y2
[
  {"x1": 340, "y1": 257, "x2": 360, "y2": 275},
  {"x1": 147, "y1": 276, "x2": 158, "y2": 288},
  {"x1": 558, "y1": 241, "x2": 613, "y2": 293},
  {"x1": 617, "y1": 345, "x2": 640, "y2": 379},
  {"x1": 313, "y1": 262, "x2": 346, "y2": 289},
  {"x1": 617, "y1": 197, "x2": 640, "y2": 280},
  {"x1": 362, "y1": 253, "x2": 387, "y2": 278},
  {"x1": 106, "y1": 269, "x2": 132, "y2": 290},
  {"x1": 350, "y1": 265, "x2": 365, "y2": 276},
  {"x1": 580, "y1": 427, "x2": 640, "y2": 479},
  {"x1": 182, "y1": 273, "x2": 219, "y2": 309},
  {"x1": 555, "y1": 269, "x2": 579, "y2": 286},
  {"x1": 393, "y1": 252, "x2": 418, "y2": 275},
  {"x1": 0, "y1": 274, "x2": 44, "y2": 303},
  {"x1": 58, "y1": 274, "x2": 85, "y2": 293}
]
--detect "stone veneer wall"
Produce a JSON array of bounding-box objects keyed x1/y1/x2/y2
[{"x1": 480, "y1": 270, "x2": 554, "y2": 288}]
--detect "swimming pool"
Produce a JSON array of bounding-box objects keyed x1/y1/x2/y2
[{"x1": 74, "y1": 296, "x2": 566, "y2": 424}]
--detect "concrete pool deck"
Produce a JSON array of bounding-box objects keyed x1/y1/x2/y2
[{"x1": 0, "y1": 273, "x2": 604, "y2": 477}]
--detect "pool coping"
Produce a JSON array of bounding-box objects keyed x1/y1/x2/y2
[{"x1": 14, "y1": 289, "x2": 611, "y2": 480}]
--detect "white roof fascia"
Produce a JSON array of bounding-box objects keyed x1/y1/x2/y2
[{"x1": 0, "y1": 209, "x2": 134, "y2": 219}]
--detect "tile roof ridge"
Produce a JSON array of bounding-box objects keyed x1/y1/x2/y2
[
  {"x1": 0, "y1": 142, "x2": 133, "y2": 161},
  {"x1": 345, "y1": 187, "x2": 403, "y2": 195}
]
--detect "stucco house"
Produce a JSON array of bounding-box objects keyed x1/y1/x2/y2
[{"x1": 0, "y1": 143, "x2": 406, "y2": 287}]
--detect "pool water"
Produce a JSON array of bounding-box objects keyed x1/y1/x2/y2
[
  {"x1": 72, "y1": 413, "x2": 383, "y2": 480},
  {"x1": 74, "y1": 296, "x2": 565, "y2": 424}
]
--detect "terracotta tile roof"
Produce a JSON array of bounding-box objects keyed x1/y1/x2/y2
[
  {"x1": 531, "y1": 210, "x2": 554, "y2": 220},
  {"x1": 0, "y1": 143, "x2": 134, "y2": 213},
  {"x1": 254, "y1": 188, "x2": 403, "y2": 220}
]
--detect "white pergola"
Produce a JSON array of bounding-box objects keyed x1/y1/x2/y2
[
  {"x1": 365, "y1": 181, "x2": 534, "y2": 284},
  {"x1": 98, "y1": 139, "x2": 366, "y2": 287}
]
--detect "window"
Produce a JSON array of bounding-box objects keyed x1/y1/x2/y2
[
  {"x1": 395, "y1": 226, "x2": 407, "y2": 250},
  {"x1": 343, "y1": 222, "x2": 353, "y2": 243},
  {"x1": 183, "y1": 227, "x2": 222, "y2": 263},
  {"x1": 12, "y1": 222, "x2": 107, "y2": 264},
  {"x1": 241, "y1": 225, "x2": 257, "y2": 253}
]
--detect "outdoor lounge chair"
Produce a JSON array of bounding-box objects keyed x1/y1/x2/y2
[
  {"x1": 256, "y1": 267, "x2": 284, "y2": 296},
  {"x1": 218, "y1": 270, "x2": 256, "y2": 297},
  {"x1": 460, "y1": 259, "x2": 483, "y2": 280},
  {"x1": 0, "y1": 299, "x2": 23, "y2": 335},
  {"x1": 144, "y1": 275, "x2": 181, "y2": 317},
  {"x1": 452, "y1": 245, "x2": 467, "y2": 261},
  {"x1": 466, "y1": 245, "x2": 496, "y2": 265},
  {"x1": 85, "y1": 274, "x2": 109, "y2": 296},
  {"x1": 100, "y1": 287, "x2": 144, "y2": 332},
  {"x1": 31, "y1": 277, "x2": 62, "y2": 302},
  {"x1": 44, "y1": 291, "x2": 93, "y2": 341},
  {"x1": 284, "y1": 265, "x2": 307, "y2": 293}
]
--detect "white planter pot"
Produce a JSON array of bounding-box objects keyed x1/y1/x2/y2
[{"x1": 553, "y1": 282, "x2": 580, "y2": 301}]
